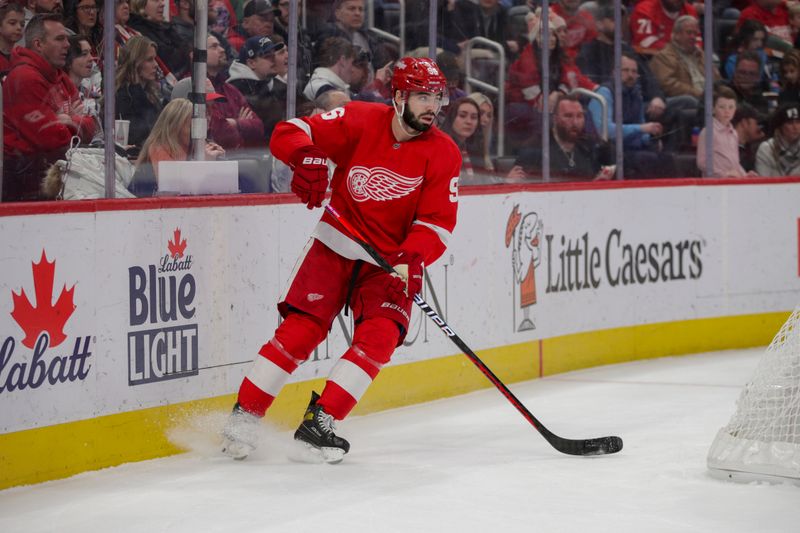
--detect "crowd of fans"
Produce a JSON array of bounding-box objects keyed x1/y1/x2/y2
[{"x1": 2, "y1": 0, "x2": 800, "y2": 201}]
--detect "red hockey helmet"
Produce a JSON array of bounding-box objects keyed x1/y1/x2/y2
[{"x1": 391, "y1": 57, "x2": 448, "y2": 100}]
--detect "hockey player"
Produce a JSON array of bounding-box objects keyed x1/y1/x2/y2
[{"x1": 222, "y1": 57, "x2": 462, "y2": 463}]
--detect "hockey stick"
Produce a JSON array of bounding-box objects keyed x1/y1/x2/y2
[{"x1": 325, "y1": 204, "x2": 623, "y2": 456}]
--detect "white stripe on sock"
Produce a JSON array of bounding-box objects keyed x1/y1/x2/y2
[
  {"x1": 247, "y1": 357, "x2": 291, "y2": 397},
  {"x1": 328, "y1": 359, "x2": 373, "y2": 402}
]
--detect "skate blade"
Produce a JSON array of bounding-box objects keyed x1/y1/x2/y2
[
  {"x1": 288, "y1": 439, "x2": 345, "y2": 464},
  {"x1": 221, "y1": 438, "x2": 253, "y2": 460}
]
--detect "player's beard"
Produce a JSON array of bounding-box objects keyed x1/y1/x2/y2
[{"x1": 403, "y1": 106, "x2": 435, "y2": 133}]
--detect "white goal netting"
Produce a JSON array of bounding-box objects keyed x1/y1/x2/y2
[{"x1": 707, "y1": 307, "x2": 800, "y2": 484}]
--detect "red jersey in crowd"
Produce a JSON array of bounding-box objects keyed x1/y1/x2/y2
[
  {"x1": 270, "y1": 101, "x2": 461, "y2": 266},
  {"x1": 630, "y1": 0, "x2": 698, "y2": 52},
  {"x1": 551, "y1": 3, "x2": 598, "y2": 58},
  {"x1": 507, "y1": 43, "x2": 598, "y2": 107},
  {"x1": 737, "y1": 1, "x2": 792, "y2": 44},
  {"x1": 3, "y1": 47, "x2": 96, "y2": 156}
]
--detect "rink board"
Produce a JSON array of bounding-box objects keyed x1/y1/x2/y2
[{"x1": 1, "y1": 178, "x2": 799, "y2": 488}]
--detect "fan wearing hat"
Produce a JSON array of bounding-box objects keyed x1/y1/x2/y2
[
  {"x1": 226, "y1": 35, "x2": 286, "y2": 140},
  {"x1": 227, "y1": 0, "x2": 276, "y2": 55},
  {"x1": 171, "y1": 76, "x2": 263, "y2": 151},
  {"x1": 756, "y1": 103, "x2": 800, "y2": 176}
]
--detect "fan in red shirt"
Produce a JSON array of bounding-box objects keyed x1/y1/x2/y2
[
  {"x1": 551, "y1": 0, "x2": 598, "y2": 59},
  {"x1": 222, "y1": 57, "x2": 462, "y2": 464},
  {"x1": 2, "y1": 14, "x2": 96, "y2": 202},
  {"x1": 737, "y1": 0, "x2": 792, "y2": 45},
  {"x1": 630, "y1": 0, "x2": 698, "y2": 53}
]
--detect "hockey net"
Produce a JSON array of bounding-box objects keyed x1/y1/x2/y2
[{"x1": 707, "y1": 307, "x2": 800, "y2": 484}]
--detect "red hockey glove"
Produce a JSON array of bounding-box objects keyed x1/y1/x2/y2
[
  {"x1": 289, "y1": 145, "x2": 329, "y2": 209},
  {"x1": 388, "y1": 251, "x2": 424, "y2": 297}
]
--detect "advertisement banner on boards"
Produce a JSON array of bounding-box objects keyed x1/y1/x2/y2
[{"x1": 1, "y1": 183, "x2": 799, "y2": 433}]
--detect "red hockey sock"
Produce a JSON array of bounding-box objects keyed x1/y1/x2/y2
[
  {"x1": 237, "y1": 313, "x2": 327, "y2": 416},
  {"x1": 318, "y1": 317, "x2": 400, "y2": 420}
]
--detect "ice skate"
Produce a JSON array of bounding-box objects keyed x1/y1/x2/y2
[
  {"x1": 221, "y1": 403, "x2": 260, "y2": 460},
  {"x1": 291, "y1": 392, "x2": 350, "y2": 464}
]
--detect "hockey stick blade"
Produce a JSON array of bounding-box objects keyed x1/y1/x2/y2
[{"x1": 324, "y1": 204, "x2": 623, "y2": 456}]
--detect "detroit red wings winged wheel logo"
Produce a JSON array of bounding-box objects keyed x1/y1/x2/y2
[
  {"x1": 347, "y1": 166, "x2": 423, "y2": 202},
  {"x1": 11, "y1": 251, "x2": 76, "y2": 349}
]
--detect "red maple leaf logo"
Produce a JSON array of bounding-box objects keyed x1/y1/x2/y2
[
  {"x1": 10, "y1": 251, "x2": 76, "y2": 349},
  {"x1": 168, "y1": 228, "x2": 187, "y2": 259}
]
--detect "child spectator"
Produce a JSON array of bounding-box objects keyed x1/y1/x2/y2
[
  {"x1": 697, "y1": 85, "x2": 757, "y2": 177},
  {"x1": 0, "y1": 3, "x2": 24, "y2": 76},
  {"x1": 65, "y1": 34, "x2": 100, "y2": 118},
  {"x1": 778, "y1": 49, "x2": 800, "y2": 106}
]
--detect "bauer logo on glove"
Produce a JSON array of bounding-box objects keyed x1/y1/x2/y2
[{"x1": 289, "y1": 146, "x2": 330, "y2": 209}]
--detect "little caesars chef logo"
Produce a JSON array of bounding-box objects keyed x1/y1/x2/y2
[{"x1": 127, "y1": 229, "x2": 198, "y2": 385}]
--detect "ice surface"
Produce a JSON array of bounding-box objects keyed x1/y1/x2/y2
[{"x1": 1, "y1": 348, "x2": 798, "y2": 533}]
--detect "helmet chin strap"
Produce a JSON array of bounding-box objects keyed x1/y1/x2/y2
[{"x1": 392, "y1": 98, "x2": 424, "y2": 138}]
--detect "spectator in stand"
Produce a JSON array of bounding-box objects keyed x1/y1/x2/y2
[
  {"x1": 629, "y1": 0, "x2": 698, "y2": 55},
  {"x1": 723, "y1": 20, "x2": 772, "y2": 83},
  {"x1": 589, "y1": 52, "x2": 676, "y2": 179},
  {"x1": 439, "y1": 0, "x2": 518, "y2": 57},
  {"x1": 312, "y1": 89, "x2": 351, "y2": 115},
  {"x1": 733, "y1": 103, "x2": 766, "y2": 172},
  {"x1": 206, "y1": 33, "x2": 265, "y2": 148},
  {"x1": 756, "y1": 103, "x2": 800, "y2": 176},
  {"x1": 227, "y1": 0, "x2": 275, "y2": 54},
  {"x1": 437, "y1": 50, "x2": 467, "y2": 103},
  {"x1": 64, "y1": 34, "x2": 100, "y2": 118},
  {"x1": 507, "y1": 9, "x2": 596, "y2": 112},
  {"x1": 515, "y1": 94, "x2": 615, "y2": 181},
  {"x1": 115, "y1": 35, "x2": 164, "y2": 151},
  {"x1": 316, "y1": 0, "x2": 392, "y2": 70},
  {"x1": 129, "y1": 98, "x2": 225, "y2": 197},
  {"x1": 469, "y1": 91, "x2": 496, "y2": 172},
  {"x1": 227, "y1": 35, "x2": 285, "y2": 139},
  {"x1": 128, "y1": 0, "x2": 190, "y2": 79},
  {"x1": 578, "y1": 5, "x2": 668, "y2": 122},
  {"x1": 778, "y1": 49, "x2": 800, "y2": 105},
  {"x1": 723, "y1": 51, "x2": 771, "y2": 116},
  {"x1": 790, "y1": 3, "x2": 800, "y2": 46},
  {"x1": 551, "y1": 0, "x2": 596, "y2": 59},
  {"x1": 651, "y1": 16, "x2": 719, "y2": 149},
  {"x1": 651, "y1": 15, "x2": 717, "y2": 101},
  {"x1": 22, "y1": 0, "x2": 62, "y2": 36},
  {"x1": 736, "y1": 0, "x2": 792, "y2": 50},
  {"x1": 356, "y1": 57, "x2": 394, "y2": 102},
  {"x1": 171, "y1": 76, "x2": 265, "y2": 151},
  {"x1": 209, "y1": 0, "x2": 239, "y2": 52},
  {"x1": 303, "y1": 36, "x2": 355, "y2": 101},
  {"x1": 697, "y1": 86, "x2": 758, "y2": 177},
  {"x1": 271, "y1": 0, "x2": 312, "y2": 83},
  {"x1": 114, "y1": 0, "x2": 175, "y2": 88},
  {"x1": 172, "y1": 0, "x2": 195, "y2": 44},
  {"x1": 63, "y1": 0, "x2": 102, "y2": 56},
  {"x1": 442, "y1": 97, "x2": 489, "y2": 185},
  {"x1": 3, "y1": 14, "x2": 95, "y2": 201},
  {"x1": 0, "y1": 3, "x2": 24, "y2": 76}
]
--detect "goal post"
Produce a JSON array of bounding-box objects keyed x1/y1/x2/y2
[{"x1": 707, "y1": 307, "x2": 800, "y2": 485}]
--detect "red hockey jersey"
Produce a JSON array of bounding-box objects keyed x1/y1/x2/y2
[
  {"x1": 737, "y1": 3, "x2": 792, "y2": 44},
  {"x1": 630, "y1": 0, "x2": 698, "y2": 52},
  {"x1": 270, "y1": 102, "x2": 462, "y2": 266}
]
